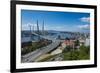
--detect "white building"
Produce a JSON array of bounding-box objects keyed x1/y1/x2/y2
[{"x1": 85, "y1": 38, "x2": 90, "y2": 46}]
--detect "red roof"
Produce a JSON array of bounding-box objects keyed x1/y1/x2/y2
[{"x1": 63, "y1": 40, "x2": 74, "y2": 46}]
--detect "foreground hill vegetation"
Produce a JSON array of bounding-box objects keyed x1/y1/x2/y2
[{"x1": 62, "y1": 45, "x2": 90, "y2": 60}]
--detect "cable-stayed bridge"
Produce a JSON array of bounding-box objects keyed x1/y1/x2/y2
[{"x1": 21, "y1": 32, "x2": 60, "y2": 62}]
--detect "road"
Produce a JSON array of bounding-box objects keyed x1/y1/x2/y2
[{"x1": 21, "y1": 40, "x2": 60, "y2": 62}]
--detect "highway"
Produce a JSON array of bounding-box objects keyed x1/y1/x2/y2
[
  {"x1": 21, "y1": 40, "x2": 60, "y2": 62},
  {"x1": 21, "y1": 32, "x2": 61, "y2": 62}
]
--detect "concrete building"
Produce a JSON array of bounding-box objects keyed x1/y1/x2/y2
[
  {"x1": 61, "y1": 40, "x2": 75, "y2": 49},
  {"x1": 85, "y1": 38, "x2": 90, "y2": 46}
]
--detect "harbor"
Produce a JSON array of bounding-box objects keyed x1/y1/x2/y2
[{"x1": 21, "y1": 20, "x2": 90, "y2": 63}]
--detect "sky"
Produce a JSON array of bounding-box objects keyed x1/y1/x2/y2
[{"x1": 21, "y1": 10, "x2": 90, "y2": 33}]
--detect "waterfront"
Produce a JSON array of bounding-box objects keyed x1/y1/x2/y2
[
  {"x1": 21, "y1": 30, "x2": 90, "y2": 43},
  {"x1": 21, "y1": 10, "x2": 90, "y2": 63},
  {"x1": 21, "y1": 30, "x2": 90, "y2": 63}
]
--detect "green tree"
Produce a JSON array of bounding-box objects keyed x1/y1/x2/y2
[{"x1": 75, "y1": 40, "x2": 80, "y2": 46}]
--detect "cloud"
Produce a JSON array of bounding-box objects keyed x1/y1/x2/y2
[
  {"x1": 80, "y1": 17, "x2": 90, "y2": 23},
  {"x1": 77, "y1": 24, "x2": 90, "y2": 30},
  {"x1": 22, "y1": 23, "x2": 37, "y2": 30}
]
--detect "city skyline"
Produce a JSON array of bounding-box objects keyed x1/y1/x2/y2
[{"x1": 21, "y1": 10, "x2": 90, "y2": 33}]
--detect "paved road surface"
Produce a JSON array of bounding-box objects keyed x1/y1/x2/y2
[{"x1": 21, "y1": 40, "x2": 60, "y2": 62}]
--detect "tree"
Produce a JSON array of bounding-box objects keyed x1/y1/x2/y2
[{"x1": 75, "y1": 40, "x2": 80, "y2": 46}]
